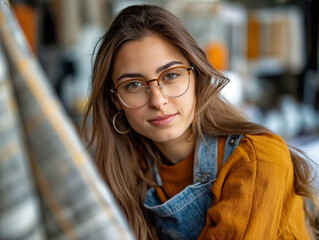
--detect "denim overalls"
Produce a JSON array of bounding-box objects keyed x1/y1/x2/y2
[{"x1": 144, "y1": 135, "x2": 243, "y2": 240}]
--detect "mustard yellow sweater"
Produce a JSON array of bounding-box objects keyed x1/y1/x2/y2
[{"x1": 155, "y1": 133, "x2": 310, "y2": 240}]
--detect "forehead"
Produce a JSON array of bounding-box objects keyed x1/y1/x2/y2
[{"x1": 112, "y1": 35, "x2": 188, "y2": 79}]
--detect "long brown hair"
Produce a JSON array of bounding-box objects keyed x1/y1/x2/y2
[{"x1": 81, "y1": 4, "x2": 319, "y2": 239}]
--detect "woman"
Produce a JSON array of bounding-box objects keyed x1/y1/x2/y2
[{"x1": 81, "y1": 4, "x2": 318, "y2": 240}]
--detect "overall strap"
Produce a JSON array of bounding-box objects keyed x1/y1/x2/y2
[
  {"x1": 151, "y1": 135, "x2": 243, "y2": 186},
  {"x1": 152, "y1": 162, "x2": 162, "y2": 186},
  {"x1": 222, "y1": 135, "x2": 244, "y2": 165},
  {"x1": 193, "y1": 135, "x2": 218, "y2": 183}
]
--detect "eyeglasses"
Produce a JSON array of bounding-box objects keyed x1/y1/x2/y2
[{"x1": 111, "y1": 66, "x2": 194, "y2": 108}]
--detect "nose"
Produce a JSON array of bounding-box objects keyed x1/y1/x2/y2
[{"x1": 148, "y1": 81, "x2": 168, "y2": 109}]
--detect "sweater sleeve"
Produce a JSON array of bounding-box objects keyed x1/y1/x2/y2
[{"x1": 198, "y1": 134, "x2": 296, "y2": 240}]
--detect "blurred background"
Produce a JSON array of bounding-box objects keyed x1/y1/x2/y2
[{"x1": 8, "y1": 0, "x2": 319, "y2": 158}]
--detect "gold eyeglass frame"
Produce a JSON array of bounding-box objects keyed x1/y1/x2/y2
[{"x1": 111, "y1": 66, "x2": 194, "y2": 108}]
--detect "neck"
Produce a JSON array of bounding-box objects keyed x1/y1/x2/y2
[{"x1": 155, "y1": 129, "x2": 195, "y2": 165}]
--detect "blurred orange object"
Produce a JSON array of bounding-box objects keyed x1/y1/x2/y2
[
  {"x1": 12, "y1": 4, "x2": 38, "y2": 54},
  {"x1": 247, "y1": 15, "x2": 260, "y2": 60},
  {"x1": 205, "y1": 40, "x2": 229, "y2": 71}
]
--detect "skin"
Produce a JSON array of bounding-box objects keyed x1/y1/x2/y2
[{"x1": 112, "y1": 34, "x2": 196, "y2": 164}]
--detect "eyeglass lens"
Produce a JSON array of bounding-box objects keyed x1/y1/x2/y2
[{"x1": 117, "y1": 67, "x2": 191, "y2": 108}]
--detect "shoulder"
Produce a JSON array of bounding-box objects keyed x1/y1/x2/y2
[
  {"x1": 242, "y1": 133, "x2": 290, "y2": 161},
  {"x1": 228, "y1": 133, "x2": 292, "y2": 170}
]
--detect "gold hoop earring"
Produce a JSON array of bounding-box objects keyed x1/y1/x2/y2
[{"x1": 112, "y1": 111, "x2": 131, "y2": 134}]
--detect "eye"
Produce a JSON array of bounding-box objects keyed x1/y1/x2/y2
[
  {"x1": 164, "y1": 72, "x2": 180, "y2": 81},
  {"x1": 124, "y1": 81, "x2": 144, "y2": 90},
  {"x1": 166, "y1": 73, "x2": 176, "y2": 80}
]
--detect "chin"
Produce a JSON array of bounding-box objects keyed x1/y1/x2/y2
[{"x1": 147, "y1": 131, "x2": 183, "y2": 143}]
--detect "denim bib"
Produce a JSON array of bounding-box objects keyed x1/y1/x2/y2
[{"x1": 144, "y1": 135, "x2": 243, "y2": 240}]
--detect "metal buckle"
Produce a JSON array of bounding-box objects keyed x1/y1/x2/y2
[
  {"x1": 229, "y1": 137, "x2": 237, "y2": 146},
  {"x1": 194, "y1": 172, "x2": 212, "y2": 183}
]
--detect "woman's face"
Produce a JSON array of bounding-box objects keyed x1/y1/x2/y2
[{"x1": 112, "y1": 35, "x2": 196, "y2": 144}]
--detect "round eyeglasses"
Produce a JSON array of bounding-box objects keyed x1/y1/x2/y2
[{"x1": 111, "y1": 66, "x2": 194, "y2": 108}]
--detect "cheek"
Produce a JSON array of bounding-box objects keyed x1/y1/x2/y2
[
  {"x1": 186, "y1": 87, "x2": 196, "y2": 122},
  {"x1": 123, "y1": 109, "x2": 144, "y2": 129},
  {"x1": 184, "y1": 79, "x2": 196, "y2": 112}
]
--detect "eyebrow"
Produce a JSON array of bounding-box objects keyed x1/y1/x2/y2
[
  {"x1": 116, "y1": 60, "x2": 184, "y2": 82},
  {"x1": 155, "y1": 61, "x2": 183, "y2": 74}
]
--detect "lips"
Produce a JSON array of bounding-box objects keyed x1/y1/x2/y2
[{"x1": 148, "y1": 114, "x2": 177, "y2": 126}]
